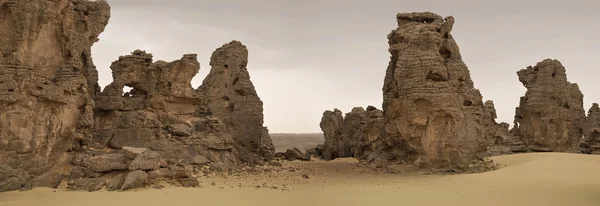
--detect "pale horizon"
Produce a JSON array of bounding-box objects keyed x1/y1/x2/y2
[{"x1": 92, "y1": 0, "x2": 600, "y2": 133}]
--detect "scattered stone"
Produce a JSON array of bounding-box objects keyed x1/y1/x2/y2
[
  {"x1": 19, "y1": 183, "x2": 32, "y2": 192},
  {"x1": 106, "y1": 174, "x2": 126, "y2": 191},
  {"x1": 178, "y1": 177, "x2": 200, "y2": 187},
  {"x1": 121, "y1": 170, "x2": 149, "y2": 190},
  {"x1": 191, "y1": 155, "x2": 210, "y2": 165},
  {"x1": 31, "y1": 172, "x2": 63, "y2": 189},
  {"x1": 169, "y1": 165, "x2": 192, "y2": 178},
  {"x1": 128, "y1": 150, "x2": 161, "y2": 171},
  {"x1": 280, "y1": 148, "x2": 310, "y2": 161},
  {"x1": 122, "y1": 147, "x2": 148, "y2": 155}
]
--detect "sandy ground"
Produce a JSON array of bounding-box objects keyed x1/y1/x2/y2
[{"x1": 2, "y1": 153, "x2": 600, "y2": 206}]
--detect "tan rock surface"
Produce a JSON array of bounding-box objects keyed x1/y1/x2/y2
[
  {"x1": 483, "y1": 100, "x2": 525, "y2": 155},
  {"x1": 381, "y1": 12, "x2": 486, "y2": 169},
  {"x1": 199, "y1": 41, "x2": 274, "y2": 164},
  {"x1": 511, "y1": 59, "x2": 585, "y2": 152},
  {"x1": 580, "y1": 103, "x2": 600, "y2": 154},
  {"x1": 319, "y1": 106, "x2": 383, "y2": 160},
  {"x1": 0, "y1": 0, "x2": 110, "y2": 175},
  {"x1": 93, "y1": 50, "x2": 240, "y2": 165}
]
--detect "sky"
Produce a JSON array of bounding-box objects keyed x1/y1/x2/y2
[{"x1": 92, "y1": 0, "x2": 600, "y2": 133}]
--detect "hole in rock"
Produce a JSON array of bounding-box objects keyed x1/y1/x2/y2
[
  {"x1": 8, "y1": 89, "x2": 14, "y2": 92},
  {"x1": 463, "y1": 101, "x2": 473, "y2": 106},
  {"x1": 226, "y1": 103, "x2": 235, "y2": 112},
  {"x1": 224, "y1": 64, "x2": 229, "y2": 69},
  {"x1": 122, "y1": 86, "x2": 134, "y2": 97}
]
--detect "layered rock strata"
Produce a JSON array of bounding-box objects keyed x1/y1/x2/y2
[
  {"x1": 381, "y1": 12, "x2": 487, "y2": 169},
  {"x1": 511, "y1": 59, "x2": 585, "y2": 152},
  {"x1": 580, "y1": 103, "x2": 600, "y2": 154},
  {"x1": 199, "y1": 41, "x2": 275, "y2": 164},
  {"x1": 0, "y1": 0, "x2": 110, "y2": 175},
  {"x1": 319, "y1": 106, "x2": 384, "y2": 160}
]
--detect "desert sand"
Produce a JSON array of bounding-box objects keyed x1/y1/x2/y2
[{"x1": 2, "y1": 152, "x2": 599, "y2": 206}]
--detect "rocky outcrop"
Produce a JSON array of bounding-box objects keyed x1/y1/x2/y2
[
  {"x1": 511, "y1": 59, "x2": 585, "y2": 152},
  {"x1": 0, "y1": 0, "x2": 279, "y2": 193},
  {"x1": 483, "y1": 101, "x2": 525, "y2": 156},
  {"x1": 381, "y1": 12, "x2": 487, "y2": 169},
  {"x1": 0, "y1": 0, "x2": 110, "y2": 175},
  {"x1": 320, "y1": 106, "x2": 384, "y2": 160},
  {"x1": 0, "y1": 164, "x2": 29, "y2": 192},
  {"x1": 93, "y1": 50, "x2": 240, "y2": 165},
  {"x1": 199, "y1": 41, "x2": 274, "y2": 164},
  {"x1": 580, "y1": 103, "x2": 600, "y2": 154}
]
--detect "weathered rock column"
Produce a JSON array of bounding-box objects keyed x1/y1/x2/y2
[
  {"x1": 511, "y1": 59, "x2": 585, "y2": 152},
  {"x1": 382, "y1": 12, "x2": 486, "y2": 169},
  {"x1": 199, "y1": 41, "x2": 275, "y2": 164}
]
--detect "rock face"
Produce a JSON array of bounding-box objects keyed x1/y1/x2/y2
[
  {"x1": 0, "y1": 0, "x2": 277, "y2": 193},
  {"x1": 483, "y1": 101, "x2": 525, "y2": 156},
  {"x1": 0, "y1": 0, "x2": 110, "y2": 175},
  {"x1": 319, "y1": 106, "x2": 384, "y2": 160},
  {"x1": 511, "y1": 59, "x2": 585, "y2": 152},
  {"x1": 199, "y1": 41, "x2": 274, "y2": 164},
  {"x1": 93, "y1": 50, "x2": 240, "y2": 165},
  {"x1": 580, "y1": 103, "x2": 600, "y2": 154},
  {"x1": 381, "y1": 12, "x2": 486, "y2": 169},
  {"x1": 0, "y1": 164, "x2": 29, "y2": 192}
]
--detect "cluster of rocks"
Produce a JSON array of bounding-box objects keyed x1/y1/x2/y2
[
  {"x1": 0, "y1": 0, "x2": 273, "y2": 192},
  {"x1": 319, "y1": 106, "x2": 384, "y2": 160},
  {"x1": 317, "y1": 11, "x2": 598, "y2": 171}
]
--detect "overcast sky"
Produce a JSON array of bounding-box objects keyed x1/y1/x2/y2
[{"x1": 92, "y1": 0, "x2": 600, "y2": 133}]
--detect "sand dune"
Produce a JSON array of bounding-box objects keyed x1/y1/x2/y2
[{"x1": 2, "y1": 153, "x2": 600, "y2": 206}]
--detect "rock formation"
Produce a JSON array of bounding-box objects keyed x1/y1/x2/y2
[
  {"x1": 511, "y1": 59, "x2": 585, "y2": 152},
  {"x1": 319, "y1": 106, "x2": 384, "y2": 160},
  {"x1": 0, "y1": 164, "x2": 29, "y2": 192},
  {"x1": 483, "y1": 101, "x2": 525, "y2": 155},
  {"x1": 93, "y1": 50, "x2": 239, "y2": 166},
  {"x1": 0, "y1": 0, "x2": 276, "y2": 192},
  {"x1": 199, "y1": 41, "x2": 275, "y2": 164},
  {"x1": 0, "y1": 0, "x2": 110, "y2": 175},
  {"x1": 381, "y1": 12, "x2": 487, "y2": 169},
  {"x1": 580, "y1": 103, "x2": 600, "y2": 154}
]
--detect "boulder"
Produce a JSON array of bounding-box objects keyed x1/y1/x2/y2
[
  {"x1": 31, "y1": 172, "x2": 63, "y2": 188},
  {"x1": 282, "y1": 148, "x2": 310, "y2": 161},
  {"x1": 121, "y1": 170, "x2": 148, "y2": 190},
  {"x1": 0, "y1": 164, "x2": 29, "y2": 192}
]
